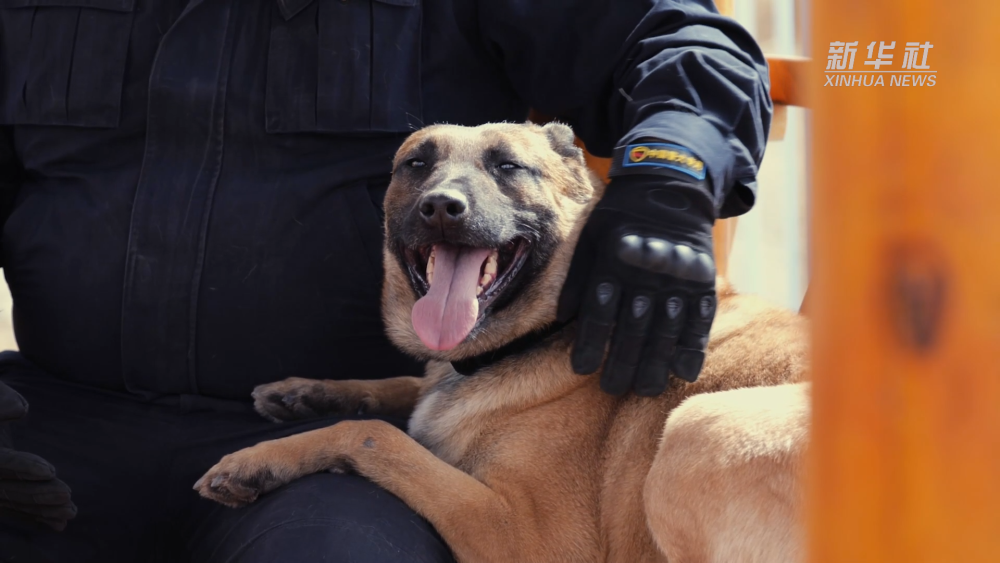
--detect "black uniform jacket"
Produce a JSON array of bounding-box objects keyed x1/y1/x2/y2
[{"x1": 0, "y1": 0, "x2": 771, "y2": 399}]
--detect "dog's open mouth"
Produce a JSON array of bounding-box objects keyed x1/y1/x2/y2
[{"x1": 403, "y1": 238, "x2": 531, "y2": 351}]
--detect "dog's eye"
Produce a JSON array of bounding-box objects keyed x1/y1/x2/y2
[
  {"x1": 498, "y1": 162, "x2": 521, "y2": 171},
  {"x1": 407, "y1": 159, "x2": 426, "y2": 168}
]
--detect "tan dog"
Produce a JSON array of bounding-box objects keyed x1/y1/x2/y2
[{"x1": 195, "y1": 122, "x2": 811, "y2": 563}]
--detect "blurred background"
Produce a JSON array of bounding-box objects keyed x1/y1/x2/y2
[
  {"x1": 0, "y1": 266, "x2": 12, "y2": 351},
  {"x1": 722, "y1": 0, "x2": 810, "y2": 313}
]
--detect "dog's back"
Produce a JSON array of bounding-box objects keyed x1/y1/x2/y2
[{"x1": 407, "y1": 285, "x2": 808, "y2": 562}]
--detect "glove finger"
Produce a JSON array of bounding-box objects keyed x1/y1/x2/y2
[
  {"x1": 556, "y1": 227, "x2": 597, "y2": 324},
  {"x1": 0, "y1": 506, "x2": 70, "y2": 532},
  {"x1": 0, "y1": 499, "x2": 77, "y2": 520},
  {"x1": 0, "y1": 478, "x2": 73, "y2": 505},
  {"x1": 0, "y1": 381, "x2": 27, "y2": 422},
  {"x1": 634, "y1": 296, "x2": 687, "y2": 396},
  {"x1": 672, "y1": 293, "x2": 717, "y2": 382},
  {"x1": 570, "y1": 273, "x2": 620, "y2": 375},
  {"x1": 0, "y1": 448, "x2": 57, "y2": 481},
  {"x1": 601, "y1": 289, "x2": 655, "y2": 396}
]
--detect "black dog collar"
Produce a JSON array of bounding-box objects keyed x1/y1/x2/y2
[{"x1": 450, "y1": 320, "x2": 572, "y2": 376}]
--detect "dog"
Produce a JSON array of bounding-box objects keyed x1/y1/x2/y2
[{"x1": 195, "y1": 122, "x2": 811, "y2": 563}]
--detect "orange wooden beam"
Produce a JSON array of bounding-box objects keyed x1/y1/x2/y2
[
  {"x1": 768, "y1": 55, "x2": 810, "y2": 107},
  {"x1": 808, "y1": 2, "x2": 1000, "y2": 563}
]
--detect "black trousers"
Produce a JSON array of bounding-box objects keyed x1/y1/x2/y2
[{"x1": 0, "y1": 353, "x2": 454, "y2": 563}]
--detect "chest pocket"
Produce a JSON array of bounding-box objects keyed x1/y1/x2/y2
[
  {"x1": 266, "y1": 0, "x2": 422, "y2": 134},
  {"x1": 0, "y1": 0, "x2": 135, "y2": 127}
]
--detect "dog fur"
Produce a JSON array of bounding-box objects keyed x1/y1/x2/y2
[{"x1": 195, "y1": 122, "x2": 811, "y2": 563}]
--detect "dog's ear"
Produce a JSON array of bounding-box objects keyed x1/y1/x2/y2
[{"x1": 542, "y1": 122, "x2": 584, "y2": 161}]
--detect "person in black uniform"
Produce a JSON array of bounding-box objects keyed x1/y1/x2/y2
[{"x1": 0, "y1": 0, "x2": 771, "y2": 561}]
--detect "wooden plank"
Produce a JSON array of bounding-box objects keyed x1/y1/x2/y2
[
  {"x1": 770, "y1": 103, "x2": 788, "y2": 140},
  {"x1": 768, "y1": 55, "x2": 810, "y2": 107},
  {"x1": 579, "y1": 138, "x2": 611, "y2": 184},
  {"x1": 715, "y1": 0, "x2": 734, "y2": 17},
  {"x1": 808, "y1": 2, "x2": 1000, "y2": 563}
]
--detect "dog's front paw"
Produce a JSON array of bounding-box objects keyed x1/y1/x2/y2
[
  {"x1": 252, "y1": 377, "x2": 374, "y2": 422},
  {"x1": 194, "y1": 448, "x2": 288, "y2": 508}
]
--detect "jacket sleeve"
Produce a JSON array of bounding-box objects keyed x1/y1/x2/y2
[
  {"x1": 0, "y1": 128, "x2": 21, "y2": 267},
  {"x1": 458, "y1": 0, "x2": 772, "y2": 217}
]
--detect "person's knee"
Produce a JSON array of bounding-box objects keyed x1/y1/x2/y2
[
  {"x1": 196, "y1": 473, "x2": 454, "y2": 563},
  {"x1": 230, "y1": 517, "x2": 451, "y2": 563}
]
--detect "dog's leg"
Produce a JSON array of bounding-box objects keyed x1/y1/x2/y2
[
  {"x1": 643, "y1": 383, "x2": 810, "y2": 563},
  {"x1": 196, "y1": 420, "x2": 530, "y2": 563},
  {"x1": 252, "y1": 376, "x2": 424, "y2": 421}
]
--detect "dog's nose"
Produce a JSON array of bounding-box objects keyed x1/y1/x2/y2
[{"x1": 419, "y1": 190, "x2": 469, "y2": 228}]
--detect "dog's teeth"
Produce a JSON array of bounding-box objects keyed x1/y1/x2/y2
[
  {"x1": 477, "y1": 286, "x2": 483, "y2": 296},
  {"x1": 484, "y1": 252, "x2": 498, "y2": 275},
  {"x1": 426, "y1": 252, "x2": 435, "y2": 285},
  {"x1": 480, "y1": 273, "x2": 493, "y2": 288}
]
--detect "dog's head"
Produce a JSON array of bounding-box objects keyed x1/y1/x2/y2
[{"x1": 382, "y1": 122, "x2": 601, "y2": 362}]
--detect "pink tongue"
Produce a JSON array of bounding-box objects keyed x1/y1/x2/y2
[{"x1": 412, "y1": 244, "x2": 491, "y2": 351}]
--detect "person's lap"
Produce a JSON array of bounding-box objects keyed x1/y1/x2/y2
[
  {"x1": 0, "y1": 353, "x2": 453, "y2": 563},
  {"x1": 184, "y1": 473, "x2": 450, "y2": 563}
]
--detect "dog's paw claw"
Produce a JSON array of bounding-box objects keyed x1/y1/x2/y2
[
  {"x1": 253, "y1": 378, "x2": 373, "y2": 422},
  {"x1": 252, "y1": 379, "x2": 323, "y2": 422},
  {"x1": 194, "y1": 451, "x2": 285, "y2": 509},
  {"x1": 195, "y1": 469, "x2": 261, "y2": 508}
]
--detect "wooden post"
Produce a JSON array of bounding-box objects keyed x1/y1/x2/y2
[
  {"x1": 714, "y1": 0, "x2": 734, "y2": 19},
  {"x1": 809, "y1": 2, "x2": 1000, "y2": 563}
]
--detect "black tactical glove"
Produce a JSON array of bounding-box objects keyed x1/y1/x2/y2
[
  {"x1": 557, "y1": 142, "x2": 718, "y2": 396},
  {"x1": 0, "y1": 380, "x2": 76, "y2": 531}
]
